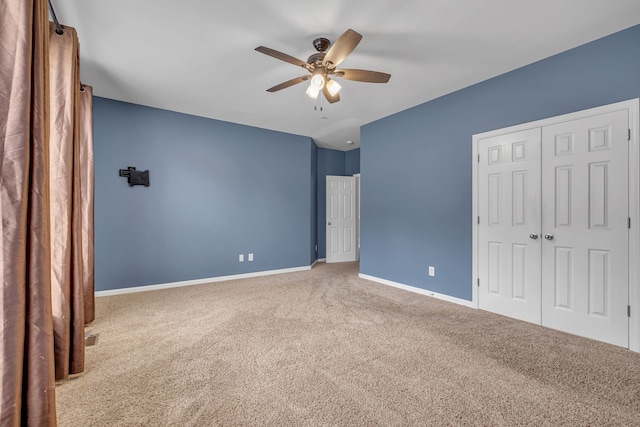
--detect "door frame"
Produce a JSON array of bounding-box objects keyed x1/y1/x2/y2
[
  {"x1": 354, "y1": 173, "x2": 361, "y2": 261},
  {"x1": 325, "y1": 175, "x2": 357, "y2": 263},
  {"x1": 471, "y1": 98, "x2": 640, "y2": 352}
]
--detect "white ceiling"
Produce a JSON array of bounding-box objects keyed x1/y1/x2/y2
[{"x1": 53, "y1": 0, "x2": 640, "y2": 151}]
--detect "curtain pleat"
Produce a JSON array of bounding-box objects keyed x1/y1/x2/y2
[
  {"x1": 0, "y1": 0, "x2": 57, "y2": 425},
  {"x1": 48, "y1": 23, "x2": 85, "y2": 380},
  {"x1": 79, "y1": 85, "x2": 95, "y2": 323}
]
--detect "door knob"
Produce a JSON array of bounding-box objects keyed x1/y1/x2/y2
[
  {"x1": 544, "y1": 234, "x2": 554, "y2": 240},
  {"x1": 529, "y1": 233, "x2": 538, "y2": 240},
  {"x1": 327, "y1": 222, "x2": 332, "y2": 225}
]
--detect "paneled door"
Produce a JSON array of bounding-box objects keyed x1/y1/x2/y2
[
  {"x1": 541, "y1": 110, "x2": 629, "y2": 347},
  {"x1": 477, "y1": 108, "x2": 630, "y2": 348},
  {"x1": 478, "y1": 129, "x2": 542, "y2": 323},
  {"x1": 326, "y1": 176, "x2": 356, "y2": 263}
]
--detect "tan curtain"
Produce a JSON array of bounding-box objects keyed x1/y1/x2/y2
[
  {"x1": 79, "y1": 85, "x2": 95, "y2": 323},
  {"x1": 48, "y1": 23, "x2": 86, "y2": 379},
  {"x1": 0, "y1": 0, "x2": 57, "y2": 425},
  {"x1": 1, "y1": 2, "x2": 94, "y2": 423}
]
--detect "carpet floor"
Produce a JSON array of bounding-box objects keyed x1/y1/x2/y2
[{"x1": 55, "y1": 262, "x2": 640, "y2": 426}]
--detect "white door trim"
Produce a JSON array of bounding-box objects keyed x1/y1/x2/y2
[
  {"x1": 326, "y1": 175, "x2": 357, "y2": 263},
  {"x1": 354, "y1": 173, "x2": 361, "y2": 261},
  {"x1": 472, "y1": 98, "x2": 640, "y2": 352}
]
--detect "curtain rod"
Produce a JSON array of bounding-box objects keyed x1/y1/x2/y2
[
  {"x1": 47, "y1": 0, "x2": 84, "y2": 92},
  {"x1": 48, "y1": 0, "x2": 63, "y2": 35}
]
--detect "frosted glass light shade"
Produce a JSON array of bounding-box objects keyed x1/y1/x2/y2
[
  {"x1": 326, "y1": 79, "x2": 341, "y2": 96},
  {"x1": 310, "y1": 74, "x2": 325, "y2": 90},
  {"x1": 306, "y1": 85, "x2": 320, "y2": 99}
]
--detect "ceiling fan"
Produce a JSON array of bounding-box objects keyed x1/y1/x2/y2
[{"x1": 255, "y1": 29, "x2": 391, "y2": 104}]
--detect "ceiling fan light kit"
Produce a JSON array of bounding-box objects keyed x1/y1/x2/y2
[{"x1": 256, "y1": 29, "x2": 391, "y2": 105}]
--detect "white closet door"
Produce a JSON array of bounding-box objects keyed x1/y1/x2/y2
[
  {"x1": 541, "y1": 110, "x2": 629, "y2": 347},
  {"x1": 478, "y1": 128, "x2": 542, "y2": 323}
]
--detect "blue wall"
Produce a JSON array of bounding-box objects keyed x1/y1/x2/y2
[
  {"x1": 316, "y1": 148, "x2": 346, "y2": 259},
  {"x1": 360, "y1": 24, "x2": 640, "y2": 301},
  {"x1": 94, "y1": 98, "x2": 314, "y2": 291},
  {"x1": 345, "y1": 148, "x2": 361, "y2": 176}
]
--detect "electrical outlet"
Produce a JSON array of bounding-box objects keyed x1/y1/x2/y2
[
  {"x1": 239, "y1": 254, "x2": 244, "y2": 262},
  {"x1": 428, "y1": 266, "x2": 435, "y2": 276},
  {"x1": 248, "y1": 253, "x2": 254, "y2": 261}
]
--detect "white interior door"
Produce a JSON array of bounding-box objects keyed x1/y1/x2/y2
[
  {"x1": 326, "y1": 176, "x2": 356, "y2": 263},
  {"x1": 478, "y1": 129, "x2": 542, "y2": 323},
  {"x1": 541, "y1": 110, "x2": 629, "y2": 347}
]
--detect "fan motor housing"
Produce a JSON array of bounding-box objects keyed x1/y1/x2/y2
[{"x1": 307, "y1": 52, "x2": 325, "y2": 66}]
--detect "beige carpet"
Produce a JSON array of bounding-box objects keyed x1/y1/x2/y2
[{"x1": 56, "y1": 262, "x2": 640, "y2": 426}]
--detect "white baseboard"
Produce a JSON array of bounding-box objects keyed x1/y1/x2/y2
[
  {"x1": 95, "y1": 265, "x2": 312, "y2": 297},
  {"x1": 316, "y1": 258, "x2": 326, "y2": 263},
  {"x1": 358, "y1": 273, "x2": 474, "y2": 308}
]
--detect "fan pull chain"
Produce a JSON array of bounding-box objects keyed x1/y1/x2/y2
[{"x1": 314, "y1": 92, "x2": 324, "y2": 111}]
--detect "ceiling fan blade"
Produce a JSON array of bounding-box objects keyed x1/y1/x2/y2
[
  {"x1": 334, "y1": 69, "x2": 391, "y2": 83},
  {"x1": 322, "y1": 85, "x2": 340, "y2": 104},
  {"x1": 266, "y1": 75, "x2": 311, "y2": 92},
  {"x1": 255, "y1": 46, "x2": 310, "y2": 70},
  {"x1": 322, "y1": 29, "x2": 362, "y2": 69}
]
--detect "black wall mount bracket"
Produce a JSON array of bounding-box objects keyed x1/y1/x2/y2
[
  {"x1": 119, "y1": 166, "x2": 135, "y2": 177},
  {"x1": 119, "y1": 166, "x2": 150, "y2": 187}
]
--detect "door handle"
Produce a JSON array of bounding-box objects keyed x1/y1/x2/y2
[
  {"x1": 327, "y1": 222, "x2": 332, "y2": 225},
  {"x1": 529, "y1": 233, "x2": 538, "y2": 240},
  {"x1": 544, "y1": 234, "x2": 554, "y2": 240}
]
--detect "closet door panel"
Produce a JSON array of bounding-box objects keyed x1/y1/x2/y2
[
  {"x1": 541, "y1": 110, "x2": 629, "y2": 347},
  {"x1": 478, "y1": 129, "x2": 542, "y2": 323}
]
